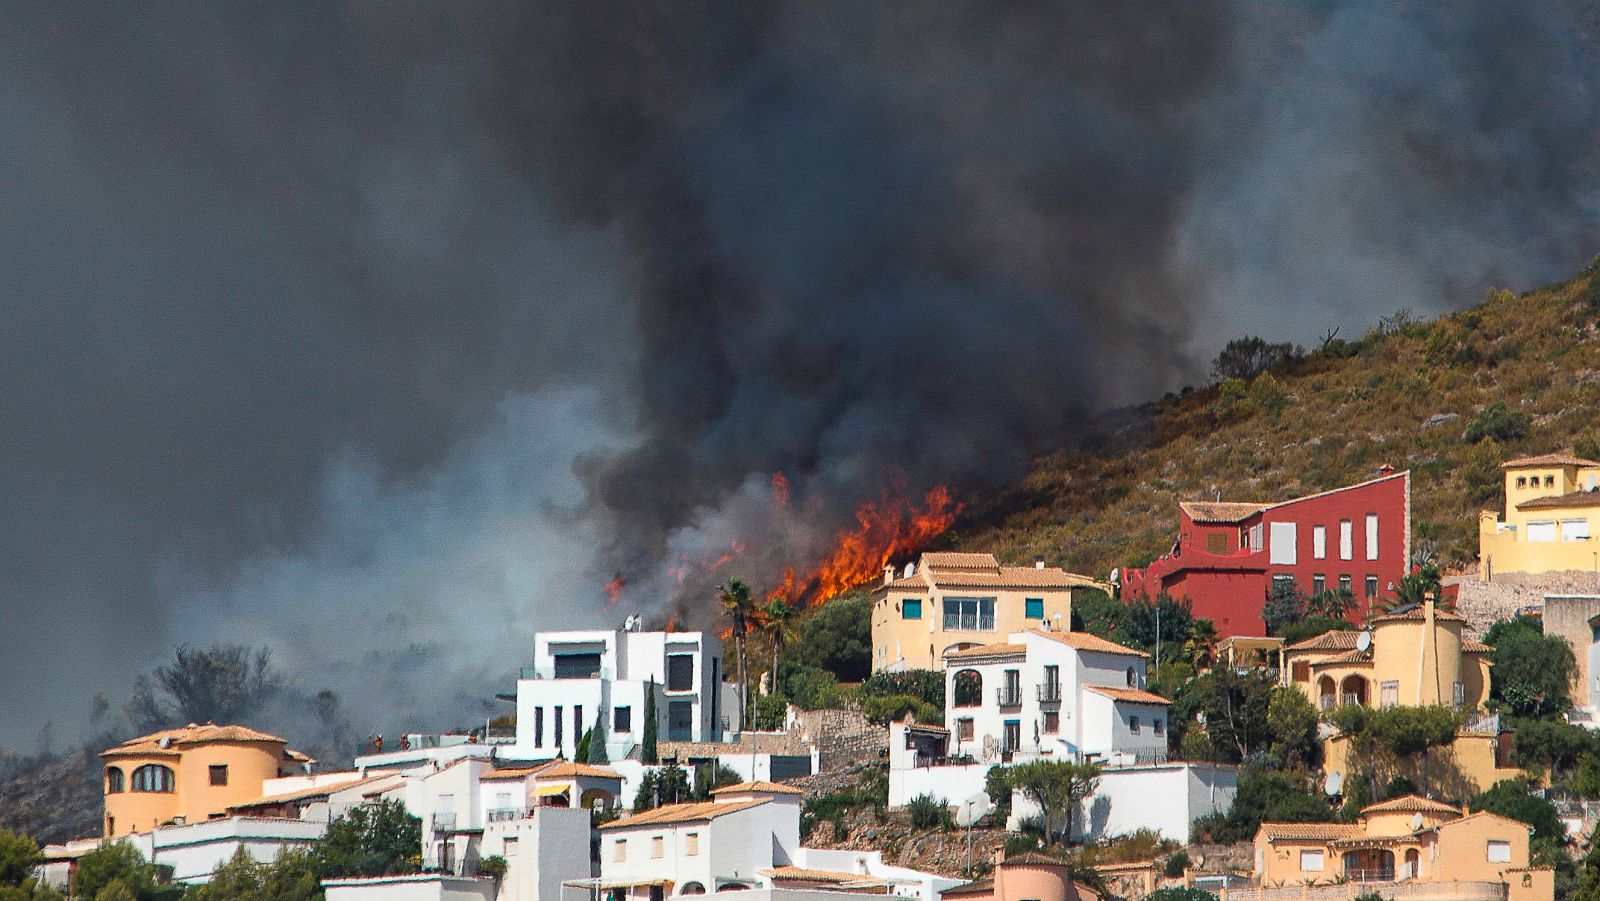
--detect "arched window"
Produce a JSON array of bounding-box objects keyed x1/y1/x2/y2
[
  {"x1": 952, "y1": 670, "x2": 983, "y2": 708},
  {"x1": 131, "y1": 764, "x2": 175, "y2": 793},
  {"x1": 680, "y1": 883, "x2": 707, "y2": 895},
  {"x1": 106, "y1": 767, "x2": 125, "y2": 794}
]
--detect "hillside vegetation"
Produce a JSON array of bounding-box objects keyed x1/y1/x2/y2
[{"x1": 964, "y1": 262, "x2": 1600, "y2": 578}]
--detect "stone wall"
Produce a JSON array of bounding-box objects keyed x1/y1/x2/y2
[{"x1": 793, "y1": 707, "x2": 887, "y2": 773}]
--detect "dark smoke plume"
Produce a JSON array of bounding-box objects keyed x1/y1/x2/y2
[{"x1": 0, "y1": 2, "x2": 1596, "y2": 748}]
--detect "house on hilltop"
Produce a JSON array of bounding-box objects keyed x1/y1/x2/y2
[
  {"x1": 1479, "y1": 452, "x2": 1600, "y2": 580},
  {"x1": 1120, "y1": 469, "x2": 1411, "y2": 637}
]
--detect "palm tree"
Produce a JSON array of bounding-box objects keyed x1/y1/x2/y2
[
  {"x1": 759, "y1": 598, "x2": 800, "y2": 690},
  {"x1": 1185, "y1": 619, "x2": 1219, "y2": 671},
  {"x1": 717, "y1": 579, "x2": 758, "y2": 726}
]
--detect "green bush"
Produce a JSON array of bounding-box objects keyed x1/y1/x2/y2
[
  {"x1": 907, "y1": 793, "x2": 952, "y2": 830},
  {"x1": 985, "y1": 765, "x2": 1014, "y2": 819},
  {"x1": 1471, "y1": 780, "x2": 1564, "y2": 843},
  {"x1": 477, "y1": 856, "x2": 507, "y2": 880},
  {"x1": 752, "y1": 693, "x2": 788, "y2": 731},
  {"x1": 1190, "y1": 772, "x2": 1332, "y2": 844},
  {"x1": 1146, "y1": 888, "x2": 1218, "y2": 901},
  {"x1": 781, "y1": 665, "x2": 850, "y2": 710},
  {"x1": 1465, "y1": 403, "x2": 1532, "y2": 444},
  {"x1": 1163, "y1": 851, "x2": 1191, "y2": 878},
  {"x1": 789, "y1": 593, "x2": 871, "y2": 681},
  {"x1": 860, "y1": 670, "x2": 945, "y2": 708},
  {"x1": 860, "y1": 694, "x2": 941, "y2": 726}
]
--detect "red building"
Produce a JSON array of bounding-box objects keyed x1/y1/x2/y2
[{"x1": 1119, "y1": 469, "x2": 1410, "y2": 637}]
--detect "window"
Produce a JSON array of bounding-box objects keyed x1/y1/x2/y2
[
  {"x1": 575, "y1": 706, "x2": 584, "y2": 744},
  {"x1": 943, "y1": 597, "x2": 995, "y2": 631},
  {"x1": 534, "y1": 707, "x2": 544, "y2": 748},
  {"x1": 1312, "y1": 574, "x2": 1326, "y2": 595},
  {"x1": 1206, "y1": 532, "x2": 1228, "y2": 554},
  {"x1": 1547, "y1": 475, "x2": 1556, "y2": 488},
  {"x1": 1339, "y1": 520, "x2": 1353, "y2": 560},
  {"x1": 614, "y1": 706, "x2": 632, "y2": 733},
  {"x1": 130, "y1": 764, "x2": 174, "y2": 793},
  {"x1": 614, "y1": 840, "x2": 627, "y2": 862},
  {"x1": 953, "y1": 670, "x2": 983, "y2": 707},
  {"x1": 554, "y1": 653, "x2": 603, "y2": 679},
  {"x1": 1024, "y1": 598, "x2": 1045, "y2": 620},
  {"x1": 1126, "y1": 666, "x2": 1138, "y2": 687},
  {"x1": 1517, "y1": 477, "x2": 1527, "y2": 488},
  {"x1": 1313, "y1": 525, "x2": 1327, "y2": 559},
  {"x1": 957, "y1": 718, "x2": 975, "y2": 741},
  {"x1": 902, "y1": 598, "x2": 923, "y2": 620},
  {"x1": 1272, "y1": 574, "x2": 1296, "y2": 595},
  {"x1": 209, "y1": 765, "x2": 228, "y2": 786},
  {"x1": 1528, "y1": 521, "x2": 1558, "y2": 543},
  {"x1": 1130, "y1": 716, "x2": 1141, "y2": 734},
  {"x1": 1043, "y1": 711, "x2": 1059, "y2": 734},
  {"x1": 1300, "y1": 850, "x2": 1325, "y2": 872},
  {"x1": 106, "y1": 767, "x2": 124, "y2": 793},
  {"x1": 1453, "y1": 681, "x2": 1465, "y2": 707},
  {"x1": 1154, "y1": 718, "x2": 1165, "y2": 736},
  {"x1": 1366, "y1": 575, "x2": 1379, "y2": 599},
  {"x1": 1248, "y1": 523, "x2": 1264, "y2": 551},
  {"x1": 1338, "y1": 574, "x2": 1352, "y2": 593},
  {"x1": 1002, "y1": 721, "x2": 1021, "y2": 754},
  {"x1": 1269, "y1": 522, "x2": 1298, "y2": 565},
  {"x1": 1366, "y1": 514, "x2": 1379, "y2": 560},
  {"x1": 686, "y1": 832, "x2": 700, "y2": 856},
  {"x1": 666, "y1": 654, "x2": 695, "y2": 691},
  {"x1": 1562, "y1": 519, "x2": 1591, "y2": 541},
  {"x1": 1487, "y1": 840, "x2": 1512, "y2": 863},
  {"x1": 1043, "y1": 665, "x2": 1060, "y2": 701},
  {"x1": 1292, "y1": 662, "x2": 1310, "y2": 682},
  {"x1": 503, "y1": 837, "x2": 519, "y2": 858},
  {"x1": 651, "y1": 836, "x2": 665, "y2": 859},
  {"x1": 555, "y1": 706, "x2": 564, "y2": 747},
  {"x1": 1381, "y1": 681, "x2": 1399, "y2": 708},
  {"x1": 1001, "y1": 669, "x2": 1022, "y2": 706}
]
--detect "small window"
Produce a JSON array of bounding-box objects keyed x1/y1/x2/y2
[
  {"x1": 1516, "y1": 477, "x2": 1527, "y2": 488},
  {"x1": 1338, "y1": 574, "x2": 1352, "y2": 593},
  {"x1": 902, "y1": 598, "x2": 923, "y2": 620},
  {"x1": 1206, "y1": 532, "x2": 1228, "y2": 554},
  {"x1": 666, "y1": 654, "x2": 695, "y2": 691},
  {"x1": 1487, "y1": 840, "x2": 1512, "y2": 863},
  {"x1": 130, "y1": 764, "x2": 175, "y2": 793},
  {"x1": 614, "y1": 705, "x2": 632, "y2": 733},
  {"x1": 1126, "y1": 667, "x2": 1137, "y2": 687},
  {"x1": 106, "y1": 767, "x2": 124, "y2": 794},
  {"x1": 534, "y1": 707, "x2": 544, "y2": 748},
  {"x1": 1381, "y1": 681, "x2": 1399, "y2": 708},
  {"x1": 1153, "y1": 718, "x2": 1165, "y2": 736},
  {"x1": 1272, "y1": 574, "x2": 1296, "y2": 594},
  {"x1": 651, "y1": 836, "x2": 665, "y2": 859},
  {"x1": 686, "y1": 832, "x2": 700, "y2": 856},
  {"x1": 1301, "y1": 850, "x2": 1325, "y2": 872},
  {"x1": 1365, "y1": 576, "x2": 1379, "y2": 599},
  {"x1": 1312, "y1": 574, "x2": 1326, "y2": 595},
  {"x1": 957, "y1": 718, "x2": 975, "y2": 742},
  {"x1": 1024, "y1": 598, "x2": 1044, "y2": 619},
  {"x1": 614, "y1": 840, "x2": 627, "y2": 862},
  {"x1": 1546, "y1": 475, "x2": 1556, "y2": 488},
  {"x1": 1365, "y1": 514, "x2": 1380, "y2": 560},
  {"x1": 1339, "y1": 520, "x2": 1354, "y2": 560},
  {"x1": 1292, "y1": 662, "x2": 1310, "y2": 682},
  {"x1": 1453, "y1": 682, "x2": 1465, "y2": 707},
  {"x1": 503, "y1": 837, "x2": 519, "y2": 857},
  {"x1": 1043, "y1": 711, "x2": 1059, "y2": 734},
  {"x1": 209, "y1": 765, "x2": 228, "y2": 786},
  {"x1": 1130, "y1": 716, "x2": 1141, "y2": 734},
  {"x1": 1312, "y1": 525, "x2": 1327, "y2": 560}
]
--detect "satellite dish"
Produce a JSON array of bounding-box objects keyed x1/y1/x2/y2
[
  {"x1": 1411, "y1": 813, "x2": 1424, "y2": 832},
  {"x1": 1324, "y1": 771, "x2": 1343, "y2": 796},
  {"x1": 1356, "y1": 632, "x2": 1372, "y2": 652},
  {"x1": 954, "y1": 792, "x2": 992, "y2": 827},
  {"x1": 981, "y1": 735, "x2": 1000, "y2": 762},
  {"x1": 1110, "y1": 568, "x2": 1121, "y2": 583},
  {"x1": 158, "y1": 737, "x2": 172, "y2": 749}
]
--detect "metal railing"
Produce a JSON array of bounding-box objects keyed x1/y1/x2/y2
[
  {"x1": 486, "y1": 807, "x2": 528, "y2": 822},
  {"x1": 431, "y1": 813, "x2": 458, "y2": 831},
  {"x1": 1345, "y1": 868, "x2": 1397, "y2": 884},
  {"x1": 1320, "y1": 695, "x2": 1336, "y2": 711},
  {"x1": 519, "y1": 665, "x2": 615, "y2": 680},
  {"x1": 1037, "y1": 683, "x2": 1062, "y2": 703},
  {"x1": 996, "y1": 687, "x2": 1023, "y2": 707}
]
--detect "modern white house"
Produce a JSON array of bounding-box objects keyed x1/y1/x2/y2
[
  {"x1": 506, "y1": 619, "x2": 743, "y2": 763},
  {"x1": 887, "y1": 626, "x2": 1236, "y2": 843},
  {"x1": 38, "y1": 817, "x2": 327, "y2": 888},
  {"x1": 587, "y1": 782, "x2": 962, "y2": 901}
]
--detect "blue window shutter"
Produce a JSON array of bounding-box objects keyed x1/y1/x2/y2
[{"x1": 1025, "y1": 598, "x2": 1044, "y2": 619}]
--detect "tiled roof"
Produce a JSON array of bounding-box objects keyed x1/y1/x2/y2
[
  {"x1": 536, "y1": 761, "x2": 623, "y2": 779},
  {"x1": 761, "y1": 867, "x2": 887, "y2": 885},
  {"x1": 598, "y1": 798, "x2": 766, "y2": 830},
  {"x1": 1517, "y1": 491, "x2": 1600, "y2": 510},
  {"x1": 1084, "y1": 685, "x2": 1171, "y2": 705},
  {"x1": 1032, "y1": 629, "x2": 1149, "y2": 658},
  {"x1": 113, "y1": 723, "x2": 287, "y2": 749},
  {"x1": 1180, "y1": 501, "x2": 1269, "y2": 523},
  {"x1": 1286, "y1": 630, "x2": 1363, "y2": 652},
  {"x1": 940, "y1": 879, "x2": 995, "y2": 896},
  {"x1": 1370, "y1": 606, "x2": 1466, "y2": 624},
  {"x1": 1000, "y1": 852, "x2": 1074, "y2": 868},
  {"x1": 927, "y1": 568, "x2": 1105, "y2": 590},
  {"x1": 1361, "y1": 795, "x2": 1460, "y2": 816},
  {"x1": 1258, "y1": 822, "x2": 1363, "y2": 841},
  {"x1": 1502, "y1": 453, "x2": 1600, "y2": 469},
  {"x1": 1462, "y1": 639, "x2": 1493, "y2": 653},
  {"x1": 1313, "y1": 649, "x2": 1372, "y2": 666},
  {"x1": 481, "y1": 765, "x2": 554, "y2": 781},
  {"x1": 101, "y1": 742, "x2": 182, "y2": 759},
  {"x1": 945, "y1": 643, "x2": 1027, "y2": 660},
  {"x1": 711, "y1": 781, "x2": 805, "y2": 796},
  {"x1": 922, "y1": 552, "x2": 1002, "y2": 570}
]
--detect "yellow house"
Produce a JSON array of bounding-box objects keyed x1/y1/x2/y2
[
  {"x1": 870, "y1": 552, "x2": 1110, "y2": 672},
  {"x1": 101, "y1": 723, "x2": 313, "y2": 837},
  {"x1": 1479, "y1": 453, "x2": 1600, "y2": 580},
  {"x1": 1254, "y1": 795, "x2": 1552, "y2": 901}
]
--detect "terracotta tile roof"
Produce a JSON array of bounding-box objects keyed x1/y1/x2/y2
[
  {"x1": 1462, "y1": 639, "x2": 1493, "y2": 653},
  {"x1": 1502, "y1": 453, "x2": 1600, "y2": 469},
  {"x1": 1516, "y1": 491, "x2": 1600, "y2": 510},
  {"x1": 1314, "y1": 649, "x2": 1372, "y2": 666},
  {"x1": 536, "y1": 761, "x2": 622, "y2": 780},
  {"x1": 1361, "y1": 795, "x2": 1461, "y2": 816},
  {"x1": 113, "y1": 723, "x2": 287, "y2": 750},
  {"x1": 945, "y1": 643, "x2": 1027, "y2": 660},
  {"x1": 1084, "y1": 685, "x2": 1171, "y2": 705},
  {"x1": 940, "y1": 879, "x2": 995, "y2": 896},
  {"x1": 927, "y1": 568, "x2": 1106, "y2": 590},
  {"x1": 922, "y1": 552, "x2": 1002, "y2": 571},
  {"x1": 101, "y1": 742, "x2": 183, "y2": 759},
  {"x1": 285, "y1": 749, "x2": 315, "y2": 763},
  {"x1": 1258, "y1": 822, "x2": 1363, "y2": 841},
  {"x1": 1001, "y1": 852, "x2": 1074, "y2": 868},
  {"x1": 1031, "y1": 628, "x2": 1149, "y2": 658},
  {"x1": 1370, "y1": 606, "x2": 1466, "y2": 624},
  {"x1": 1180, "y1": 501, "x2": 1270, "y2": 523},
  {"x1": 761, "y1": 866, "x2": 887, "y2": 885},
  {"x1": 482, "y1": 765, "x2": 555, "y2": 781},
  {"x1": 598, "y1": 798, "x2": 766, "y2": 830},
  {"x1": 884, "y1": 576, "x2": 925, "y2": 590},
  {"x1": 710, "y1": 781, "x2": 805, "y2": 795},
  {"x1": 1286, "y1": 631, "x2": 1363, "y2": 652}
]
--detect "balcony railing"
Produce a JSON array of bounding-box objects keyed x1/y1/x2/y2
[
  {"x1": 996, "y1": 687, "x2": 1023, "y2": 708},
  {"x1": 1345, "y1": 868, "x2": 1397, "y2": 884},
  {"x1": 1037, "y1": 683, "x2": 1062, "y2": 703},
  {"x1": 519, "y1": 665, "x2": 615, "y2": 680},
  {"x1": 431, "y1": 813, "x2": 458, "y2": 832},
  {"x1": 1320, "y1": 694, "x2": 1336, "y2": 711},
  {"x1": 486, "y1": 807, "x2": 527, "y2": 822}
]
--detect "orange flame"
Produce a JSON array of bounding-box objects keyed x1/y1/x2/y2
[
  {"x1": 770, "y1": 472, "x2": 792, "y2": 511},
  {"x1": 603, "y1": 574, "x2": 625, "y2": 607},
  {"x1": 769, "y1": 485, "x2": 960, "y2": 607}
]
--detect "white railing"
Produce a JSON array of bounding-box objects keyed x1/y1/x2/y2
[{"x1": 431, "y1": 813, "x2": 457, "y2": 831}]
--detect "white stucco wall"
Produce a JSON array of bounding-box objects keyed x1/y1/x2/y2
[
  {"x1": 110, "y1": 817, "x2": 327, "y2": 884},
  {"x1": 1008, "y1": 762, "x2": 1237, "y2": 843},
  {"x1": 481, "y1": 806, "x2": 591, "y2": 901},
  {"x1": 324, "y1": 873, "x2": 496, "y2": 901}
]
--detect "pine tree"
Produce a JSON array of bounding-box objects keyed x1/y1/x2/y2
[
  {"x1": 574, "y1": 728, "x2": 592, "y2": 762},
  {"x1": 642, "y1": 679, "x2": 659, "y2": 764}
]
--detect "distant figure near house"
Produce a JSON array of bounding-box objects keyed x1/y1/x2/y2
[{"x1": 1120, "y1": 468, "x2": 1411, "y2": 637}]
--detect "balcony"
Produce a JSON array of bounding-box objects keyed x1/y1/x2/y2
[
  {"x1": 519, "y1": 665, "x2": 615, "y2": 680},
  {"x1": 996, "y1": 687, "x2": 1023, "y2": 708},
  {"x1": 431, "y1": 813, "x2": 458, "y2": 832},
  {"x1": 1037, "y1": 682, "x2": 1062, "y2": 703},
  {"x1": 486, "y1": 807, "x2": 527, "y2": 822}
]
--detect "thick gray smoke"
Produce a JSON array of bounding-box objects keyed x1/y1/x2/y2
[{"x1": 1, "y1": 2, "x2": 1596, "y2": 748}]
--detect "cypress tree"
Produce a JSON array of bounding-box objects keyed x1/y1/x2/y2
[
  {"x1": 588, "y1": 711, "x2": 610, "y2": 764},
  {"x1": 642, "y1": 680, "x2": 659, "y2": 764}
]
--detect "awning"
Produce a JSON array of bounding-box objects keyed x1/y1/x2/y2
[{"x1": 536, "y1": 784, "x2": 570, "y2": 796}]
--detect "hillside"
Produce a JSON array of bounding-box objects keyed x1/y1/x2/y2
[{"x1": 962, "y1": 263, "x2": 1600, "y2": 580}]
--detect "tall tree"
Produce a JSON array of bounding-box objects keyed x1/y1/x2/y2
[
  {"x1": 641, "y1": 679, "x2": 659, "y2": 764},
  {"x1": 316, "y1": 798, "x2": 421, "y2": 878},
  {"x1": 1485, "y1": 616, "x2": 1576, "y2": 718},
  {"x1": 717, "y1": 579, "x2": 758, "y2": 725},
  {"x1": 587, "y1": 715, "x2": 610, "y2": 764},
  {"x1": 1008, "y1": 760, "x2": 1102, "y2": 846},
  {"x1": 125, "y1": 644, "x2": 284, "y2": 731},
  {"x1": 759, "y1": 598, "x2": 800, "y2": 689}
]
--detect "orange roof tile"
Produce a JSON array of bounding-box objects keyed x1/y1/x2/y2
[
  {"x1": 1286, "y1": 631, "x2": 1363, "y2": 652},
  {"x1": 598, "y1": 798, "x2": 766, "y2": 830},
  {"x1": 1180, "y1": 501, "x2": 1270, "y2": 523},
  {"x1": 761, "y1": 867, "x2": 887, "y2": 885},
  {"x1": 536, "y1": 761, "x2": 622, "y2": 780},
  {"x1": 481, "y1": 765, "x2": 555, "y2": 781},
  {"x1": 710, "y1": 781, "x2": 805, "y2": 796},
  {"x1": 104, "y1": 723, "x2": 288, "y2": 760},
  {"x1": 921, "y1": 552, "x2": 1002, "y2": 571},
  {"x1": 1517, "y1": 491, "x2": 1600, "y2": 510},
  {"x1": 1258, "y1": 822, "x2": 1364, "y2": 841},
  {"x1": 1361, "y1": 795, "x2": 1461, "y2": 816},
  {"x1": 1084, "y1": 685, "x2": 1171, "y2": 705},
  {"x1": 945, "y1": 643, "x2": 1027, "y2": 660},
  {"x1": 1370, "y1": 606, "x2": 1466, "y2": 624},
  {"x1": 1032, "y1": 628, "x2": 1148, "y2": 658},
  {"x1": 1502, "y1": 453, "x2": 1600, "y2": 469},
  {"x1": 1462, "y1": 639, "x2": 1492, "y2": 653}
]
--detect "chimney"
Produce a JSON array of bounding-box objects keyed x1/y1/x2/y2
[
  {"x1": 1379, "y1": 464, "x2": 1395, "y2": 476},
  {"x1": 883, "y1": 565, "x2": 894, "y2": 587},
  {"x1": 1036, "y1": 559, "x2": 1046, "y2": 570}
]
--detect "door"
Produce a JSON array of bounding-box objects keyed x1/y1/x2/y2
[{"x1": 668, "y1": 701, "x2": 694, "y2": 741}]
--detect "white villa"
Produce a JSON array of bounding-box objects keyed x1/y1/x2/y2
[
  {"x1": 888, "y1": 626, "x2": 1236, "y2": 842},
  {"x1": 506, "y1": 619, "x2": 744, "y2": 762}
]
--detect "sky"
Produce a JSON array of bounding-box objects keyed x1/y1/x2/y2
[{"x1": 1, "y1": 1, "x2": 1598, "y2": 749}]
